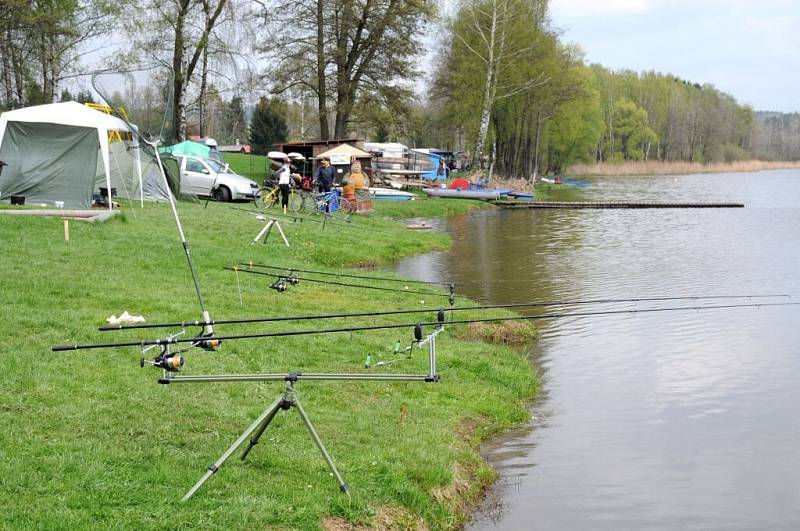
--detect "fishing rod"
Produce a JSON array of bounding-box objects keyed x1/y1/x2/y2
[
  {"x1": 91, "y1": 70, "x2": 215, "y2": 337},
  {"x1": 225, "y1": 266, "x2": 464, "y2": 300},
  {"x1": 99, "y1": 294, "x2": 792, "y2": 332},
  {"x1": 238, "y1": 262, "x2": 455, "y2": 287},
  {"x1": 52, "y1": 301, "x2": 800, "y2": 351}
]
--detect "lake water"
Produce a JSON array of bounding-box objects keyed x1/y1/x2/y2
[{"x1": 395, "y1": 170, "x2": 800, "y2": 530}]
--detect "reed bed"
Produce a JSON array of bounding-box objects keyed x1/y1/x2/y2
[{"x1": 567, "y1": 160, "x2": 800, "y2": 176}]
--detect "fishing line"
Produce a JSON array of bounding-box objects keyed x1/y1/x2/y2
[
  {"x1": 99, "y1": 294, "x2": 791, "y2": 331},
  {"x1": 224, "y1": 266, "x2": 466, "y2": 299},
  {"x1": 54, "y1": 301, "x2": 800, "y2": 351}
]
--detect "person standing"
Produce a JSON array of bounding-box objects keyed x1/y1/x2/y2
[
  {"x1": 315, "y1": 156, "x2": 335, "y2": 193},
  {"x1": 277, "y1": 157, "x2": 292, "y2": 214},
  {"x1": 341, "y1": 158, "x2": 373, "y2": 213}
]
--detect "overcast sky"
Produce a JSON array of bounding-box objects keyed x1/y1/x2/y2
[{"x1": 548, "y1": 0, "x2": 800, "y2": 112}]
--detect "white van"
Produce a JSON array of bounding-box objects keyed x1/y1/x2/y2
[{"x1": 176, "y1": 155, "x2": 260, "y2": 202}]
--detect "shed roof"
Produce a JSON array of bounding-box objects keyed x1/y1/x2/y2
[{"x1": 315, "y1": 143, "x2": 372, "y2": 160}]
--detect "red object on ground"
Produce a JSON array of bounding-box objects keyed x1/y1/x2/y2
[{"x1": 448, "y1": 178, "x2": 471, "y2": 190}]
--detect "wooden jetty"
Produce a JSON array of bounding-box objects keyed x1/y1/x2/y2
[{"x1": 494, "y1": 201, "x2": 744, "y2": 209}]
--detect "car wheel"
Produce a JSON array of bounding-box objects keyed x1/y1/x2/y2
[{"x1": 214, "y1": 185, "x2": 232, "y2": 202}]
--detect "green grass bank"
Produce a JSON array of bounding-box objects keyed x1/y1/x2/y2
[{"x1": 0, "y1": 197, "x2": 537, "y2": 529}]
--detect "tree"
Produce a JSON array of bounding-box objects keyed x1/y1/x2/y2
[
  {"x1": 124, "y1": 0, "x2": 234, "y2": 142},
  {"x1": 222, "y1": 96, "x2": 246, "y2": 143},
  {"x1": 448, "y1": 0, "x2": 549, "y2": 164},
  {"x1": 0, "y1": 0, "x2": 118, "y2": 108},
  {"x1": 249, "y1": 96, "x2": 288, "y2": 154},
  {"x1": 262, "y1": 0, "x2": 434, "y2": 139},
  {"x1": 75, "y1": 89, "x2": 95, "y2": 104},
  {"x1": 607, "y1": 99, "x2": 657, "y2": 160}
]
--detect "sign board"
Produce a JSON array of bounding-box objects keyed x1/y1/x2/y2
[{"x1": 329, "y1": 154, "x2": 350, "y2": 165}]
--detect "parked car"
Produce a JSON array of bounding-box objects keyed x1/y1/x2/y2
[{"x1": 176, "y1": 155, "x2": 259, "y2": 202}]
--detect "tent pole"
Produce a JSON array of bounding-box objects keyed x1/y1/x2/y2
[
  {"x1": 135, "y1": 135, "x2": 143, "y2": 207},
  {"x1": 99, "y1": 129, "x2": 112, "y2": 211}
]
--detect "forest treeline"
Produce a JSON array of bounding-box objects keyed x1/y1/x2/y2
[{"x1": 1, "y1": 0, "x2": 798, "y2": 177}]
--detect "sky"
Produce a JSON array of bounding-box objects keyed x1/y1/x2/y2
[{"x1": 548, "y1": 0, "x2": 800, "y2": 112}]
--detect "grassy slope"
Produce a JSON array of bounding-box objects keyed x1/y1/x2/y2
[{"x1": 0, "y1": 197, "x2": 535, "y2": 530}]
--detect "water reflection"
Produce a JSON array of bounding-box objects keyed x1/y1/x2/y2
[{"x1": 395, "y1": 170, "x2": 800, "y2": 530}]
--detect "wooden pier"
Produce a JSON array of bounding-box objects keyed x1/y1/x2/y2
[{"x1": 494, "y1": 201, "x2": 744, "y2": 209}]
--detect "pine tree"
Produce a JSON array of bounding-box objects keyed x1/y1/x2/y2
[{"x1": 249, "y1": 96, "x2": 288, "y2": 155}]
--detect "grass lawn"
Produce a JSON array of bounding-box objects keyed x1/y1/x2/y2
[
  {"x1": 224, "y1": 152, "x2": 271, "y2": 182},
  {"x1": 0, "y1": 197, "x2": 537, "y2": 529}
]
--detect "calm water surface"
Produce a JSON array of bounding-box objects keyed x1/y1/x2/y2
[{"x1": 395, "y1": 170, "x2": 800, "y2": 530}]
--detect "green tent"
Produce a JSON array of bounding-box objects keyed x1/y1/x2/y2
[
  {"x1": 160, "y1": 140, "x2": 223, "y2": 163},
  {"x1": 160, "y1": 140, "x2": 211, "y2": 158}
]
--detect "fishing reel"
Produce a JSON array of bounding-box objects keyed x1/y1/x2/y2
[
  {"x1": 281, "y1": 274, "x2": 300, "y2": 285},
  {"x1": 196, "y1": 334, "x2": 221, "y2": 351},
  {"x1": 140, "y1": 330, "x2": 188, "y2": 370},
  {"x1": 141, "y1": 351, "x2": 185, "y2": 372},
  {"x1": 271, "y1": 274, "x2": 299, "y2": 292},
  {"x1": 270, "y1": 280, "x2": 288, "y2": 292}
]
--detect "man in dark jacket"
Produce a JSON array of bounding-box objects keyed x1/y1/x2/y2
[{"x1": 314, "y1": 157, "x2": 335, "y2": 193}]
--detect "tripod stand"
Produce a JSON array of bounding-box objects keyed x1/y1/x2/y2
[
  {"x1": 252, "y1": 217, "x2": 290, "y2": 246},
  {"x1": 181, "y1": 374, "x2": 347, "y2": 501}
]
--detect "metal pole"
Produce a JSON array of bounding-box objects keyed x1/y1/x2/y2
[
  {"x1": 239, "y1": 397, "x2": 285, "y2": 461},
  {"x1": 294, "y1": 392, "x2": 349, "y2": 493},
  {"x1": 181, "y1": 395, "x2": 284, "y2": 501},
  {"x1": 429, "y1": 332, "x2": 436, "y2": 378},
  {"x1": 163, "y1": 373, "x2": 432, "y2": 384}
]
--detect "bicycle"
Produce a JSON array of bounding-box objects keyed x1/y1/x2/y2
[
  {"x1": 311, "y1": 190, "x2": 351, "y2": 221},
  {"x1": 255, "y1": 184, "x2": 280, "y2": 209},
  {"x1": 256, "y1": 183, "x2": 306, "y2": 212}
]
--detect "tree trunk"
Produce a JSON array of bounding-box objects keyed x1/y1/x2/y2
[
  {"x1": 333, "y1": 81, "x2": 353, "y2": 138},
  {"x1": 474, "y1": 1, "x2": 499, "y2": 165},
  {"x1": 1, "y1": 36, "x2": 14, "y2": 105},
  {"x1": 198, "y1": 45, "x2": 208, "y2": 136},
  {"x1": 171, "y1": 2, "x2": 188, "y2": 142},
  {"x1": 532, "y1": 111, "x2": 542, "y2": 182},
  {"x1": 316, "y1": 0, "x2": 330, "y2": 139}
]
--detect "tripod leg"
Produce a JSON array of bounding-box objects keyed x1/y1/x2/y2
[
  {"x1": 293, "y1": 397, "x2": 349, "y2": 493},
  {"x1": 262, "y1": 220, "x2": 275, "y2": 244},
  {"x1": 181, "y1": 396, "x2": 284, "y2": 502},
  {"x1": 240, "y1": 398, "x2": 285, "y2": 461},
  {"x1": 252, "y1": 221, "x2": 271, "y2": 244},
  {"x1": 275, "y1": 221, "x2": 290, "y2": 247}
]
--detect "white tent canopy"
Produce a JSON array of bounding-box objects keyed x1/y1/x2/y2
[{"x1": 0, "y1": 102, "x2": 166, "y2": 208}]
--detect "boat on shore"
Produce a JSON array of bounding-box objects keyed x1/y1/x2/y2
[
  {"x1": 368, "y1": 187, "x2": 415, "y2": 201},
  {"x1": 423, "y1": 188, "x2": 512, "y2": 200}
]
